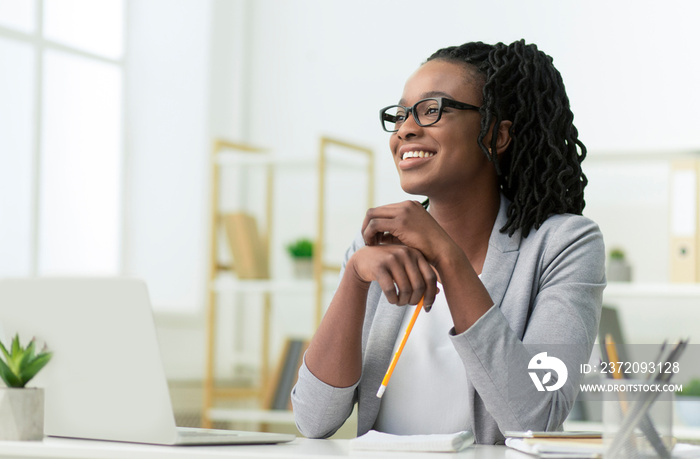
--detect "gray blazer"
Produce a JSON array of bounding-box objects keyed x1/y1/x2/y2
[{"x1": 292, "y1": 195, "x2": 606, "y2": 444}]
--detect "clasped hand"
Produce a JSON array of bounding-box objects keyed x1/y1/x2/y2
[{"x1": 348, "y1": 201, "x2": 452, "y2": 309}]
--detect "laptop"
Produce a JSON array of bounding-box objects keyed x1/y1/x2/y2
[{"x1": 0, "y1": 277, "x2": 295, "y2": 446}]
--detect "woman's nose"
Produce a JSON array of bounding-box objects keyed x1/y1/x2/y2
[{"x1": 397, "y1": 111, "x2": 421, "y2": 139}]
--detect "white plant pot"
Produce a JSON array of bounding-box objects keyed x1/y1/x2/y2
[
  {"x1": 607, "y1": 259, "x2": 632, "y2": 282},
  {"x1": 0, "y1": 387, "x2": 45, "y2": 441},
  {"x1": 676, "y1": 396, "x2": 700, "y2": 427},
  {"x1": 292, "y1": 258, "x2": 314, "y2": 279}
]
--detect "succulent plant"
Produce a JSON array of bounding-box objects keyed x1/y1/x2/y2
[
  {"x1": 677, "y1": 378, "x2": 700, "y2": 397},
  {"x1": 0, "y1": 334, "x2": 52, "y2": 388},
  {"x1": 286, "y1": 238, "x2": 314, "y2": 259}
]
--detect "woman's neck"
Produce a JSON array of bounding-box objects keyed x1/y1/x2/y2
[{"x1": 427, "y1": 189, "x2": 500, "y2": 273}]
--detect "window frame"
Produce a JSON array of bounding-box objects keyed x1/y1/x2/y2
[{"x1": 0, "y1": 0, "x2": 127, "y2": 276}]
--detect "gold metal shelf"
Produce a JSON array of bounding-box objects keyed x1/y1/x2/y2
[{"x1": 201, "y1": 137, "x2": 373, "y2": 428}]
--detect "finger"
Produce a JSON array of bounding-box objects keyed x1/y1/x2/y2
[
  {"x1": 395, "y1": 247, "x2": 433, "y2": 306},
  {"x1": 361, "y1": 203, "x2": 411, "y2": 246},
  {"x1": 403, "y1": 254, "x2": 427, "y2": 307},
  {"x1": 390, "y1": 267, "x2": 413, "y2": 306},
  {"x1": 376, "y1": 232, "x2": 402, "y2": 246},
  {"x1": 363, "y1": 200, "x2": 431, "y2": 247},
  {"x1": 376, "y1": 269, "x2": 399, "y2": 305},
  {"x1": 361, "y1": 203, "x2": 405, "y2": 227},
  {"x1": 376, "y1": 248, "x2": 414, "y2": 306},
  {"x1": 417, "y1": 260, "x2": 439, "y2": 311},
  {"x1": 362, "y1": 217, "x2": 397, "y2": 247},
  {"x1": 361, "y1": 205, "x2": 394, "y2": 234}
]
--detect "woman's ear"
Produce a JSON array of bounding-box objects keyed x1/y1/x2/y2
[
  {"x1": 483, "y1": 120, "x2": 513, "y2": 158},
  {"x1": 493, "y1": 120, "x2": 512, "y2": 157}
]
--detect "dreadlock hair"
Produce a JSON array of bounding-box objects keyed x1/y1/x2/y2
[{"x1": 427, "y1": 39, "x2": 587, "y2": 238}]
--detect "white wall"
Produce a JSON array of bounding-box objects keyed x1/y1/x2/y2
[
  {"x1": 125, "y1": 0, "x2": 211, "y2": 313},
  {"x1": 239, "y1": 0, "x2": 700, "y2": 168},
  {"x1": 125, "y1": 0, "x2": 213, "y2": 378},
  {"x1": 126, "y1": 0, "x2": 700, "y2": 379}
]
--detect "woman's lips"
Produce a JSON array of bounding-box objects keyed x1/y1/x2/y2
[
  {"x1": 398, "y1": 150, "x2": 436, "y2": 170},
  {"x1": 401, "y1": 150, "x2": 436, "y2": 160}
]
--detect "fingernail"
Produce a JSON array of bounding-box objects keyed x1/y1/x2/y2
[{"x1": 424, "y1": 303, "x2": 432, "y2": 312}]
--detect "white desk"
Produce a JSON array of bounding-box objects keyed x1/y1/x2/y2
[{"x1": 0, "y1": 437, "x2": 528, "y2": 459}]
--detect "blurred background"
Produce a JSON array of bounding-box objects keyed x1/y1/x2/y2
[{"x1": 2, "y1": 0, "x2": 700, "y2": 432}]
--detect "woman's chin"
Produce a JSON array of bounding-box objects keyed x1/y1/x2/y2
[{"x1": 399, "y1": 182, "x2": 429, "y2": 198}]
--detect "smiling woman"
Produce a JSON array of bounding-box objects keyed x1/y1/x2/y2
[{"x1": 293, "y1": 40, "x2": 606, "y2": 444}]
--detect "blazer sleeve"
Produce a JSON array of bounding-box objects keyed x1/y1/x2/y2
[
  {"x1": 449, "y1": 215, "x2": 606, "y2": 438},
  {"x1": 290, "y1": 234, "x2": 365, "y2": 438}
]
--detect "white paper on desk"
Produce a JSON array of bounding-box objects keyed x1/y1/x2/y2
[
  {"x1": 673, "y1": 442, "x2": 700, "y2": 458},
  {"x1": 505, "y1": 438, "x2": 604, "y2": 458},
  {"x1": 349, "y1": 430, "x2": 474, "y2": 452}
]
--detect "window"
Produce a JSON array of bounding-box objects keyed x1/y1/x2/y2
[{"x1": 0, "y1": 0, "x2": 125, "y2": 276}]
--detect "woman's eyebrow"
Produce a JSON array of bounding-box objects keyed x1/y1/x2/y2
[
  {"x1": 398, "y1": 91, "x2": 454, "y2": 105},
  {"x1": 422, "y1": 90, "x2": 453, "y2": 99}
]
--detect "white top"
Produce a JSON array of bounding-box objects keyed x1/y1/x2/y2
[{"x1": 374, "y1": 285, "x2": 471, "y2": 434}]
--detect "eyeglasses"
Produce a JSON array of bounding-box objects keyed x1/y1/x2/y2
[{"x1": 379, "y1": 97, "x2": 481, "y2": 132}]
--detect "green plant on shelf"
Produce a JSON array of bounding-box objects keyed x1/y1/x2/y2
[
  {"x1": 677, "y1": 378, "x2": 700, "y2": 397},
  {"x1": 286, "y1": 238, "x2": 314, "y2": 259},
  {"x1": 609, "y1": 248, "x2": 626, "y2": 260},
  {"x1": 0, "y1": 334, "x2": 52, "y2": 388}
]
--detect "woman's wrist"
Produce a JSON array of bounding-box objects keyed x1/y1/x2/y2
[
  {"x1": 345, "y1": 254, "x2": 372, "y2": 290},
  {"x1": 435, "y1": 246, "x2": 493, "y2": 333},
  {"x1": 432, "y1": 240, "x2": 469, "y2": 276}
]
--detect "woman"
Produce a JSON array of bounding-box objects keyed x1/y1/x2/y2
[{"x1": 291, "y1": 40, "x2": 606, "y2": 444}]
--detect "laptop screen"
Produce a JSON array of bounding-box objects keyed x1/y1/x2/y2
[{"x1": 0, "y1": 278, "x2": 178, "y2": 444}]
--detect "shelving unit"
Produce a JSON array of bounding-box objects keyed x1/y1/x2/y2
[
  {"x1": 579, "y1": 150, "x2": 700, "y2": 347},
  {"x1": 201, "y1": 138, "x2": 373, "y2": 428},
  {"x1": 585, "y1": 149, "x2": 700, "y2": 290},
  {"x1": 604, "y1": 281, "x2": 700, "y2": 298}
]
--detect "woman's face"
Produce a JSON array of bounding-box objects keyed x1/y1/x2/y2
[{"x1": 389, "y1": 59, "x2": 497, "y2": 200}]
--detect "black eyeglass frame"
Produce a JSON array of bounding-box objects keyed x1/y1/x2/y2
[{"x1": 379, "y1": 97, "x2": 481, "y2": 133}]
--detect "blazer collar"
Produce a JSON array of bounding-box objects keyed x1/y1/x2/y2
[
  {"x1": 488, "y1": 194, "x2": 522, "y2": 254},
  {"x1": 481, "y1": 195, "x2": 521, "y2": 308}
]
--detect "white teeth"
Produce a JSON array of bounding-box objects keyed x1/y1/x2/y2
[{"x1": 401, "y1": 151, "x2": 435, "y2": 160}]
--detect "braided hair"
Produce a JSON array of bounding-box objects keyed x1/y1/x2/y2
[{"x1": 427, "y1": 40, "x2": 587, "y2": 237}]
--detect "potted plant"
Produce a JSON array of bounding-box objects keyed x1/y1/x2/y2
[
  {"x1": 286, "y1": 238, "x2": 314, "y2": 279},
  {"x1": 606, "y1": 247, "x2": 632, "y2": 282},
  {"x1": 676, "y1": 378, "x2": 700, "y2": 427},
  {"x1": 0, "y1": 334, "x2": 52, "y2": 441}
]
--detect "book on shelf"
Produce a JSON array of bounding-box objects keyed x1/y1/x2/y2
[
  {"x1": 670, "y1": 159, "x2": 700, "y2": 282},
  {"x1": 223, "y1": 212, "x2": 269, "y2": 279},
  {"x1": 264, "y1": 338, "x2": 309, "y2": 410}
]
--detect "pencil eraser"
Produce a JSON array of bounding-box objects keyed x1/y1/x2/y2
[{"x1": 376, "y1": 385, "x2": 386, "y2": 398}]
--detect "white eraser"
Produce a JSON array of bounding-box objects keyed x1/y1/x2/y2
[{"x1": 376, "y1": 385, "x2": 386, "y2": 398}]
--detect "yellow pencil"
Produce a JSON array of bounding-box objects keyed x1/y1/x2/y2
[
  {"x1": 605, "y1": 333, "x2": 628, "y2": 413},
  {"x1": 605, "y1": 333, "x2": 623, "y2": 380},
  {"x1": 376, "y1": 297, "x2": 424, "y2": 398}
]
